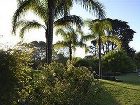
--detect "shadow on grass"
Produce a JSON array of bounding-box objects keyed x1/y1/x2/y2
[
  {"x1": 94, "y1": 83, "x2": 120, "y2": 105},
  {"x1": 116, "y1": 73, "x2": 140, "y2": 86},
  {"x1": 98, "y1": 79, "x2": 140, "y2": 105}
]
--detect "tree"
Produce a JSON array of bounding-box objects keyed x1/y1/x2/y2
[
  {"x1": 12, "y1": 0, "x2": 83, "y2": 64},
  {"x1": 54, "y1": 26, "x2": 85, "y2": 61},
  {"x1": 105, "y1": 18, "x2": 136, "y2": 58},
  {"x1": 12, "y1": 0, "x2": 106, "y2": 64},
  {"x1": 102, "y1": 50, "x2": 136, "y2": 74},
  {"x1": 47, "y1": 0, "x2": 105, "y2": 63},
  {"x1": 15, "y1": 41, "x2": 47, "y2": 69},
  {"x1": 83, "y1": 19, "x2": 121, "y2": 78}
]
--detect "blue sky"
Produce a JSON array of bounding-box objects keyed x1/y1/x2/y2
[{"x1": 0, "y1": 0, "x2": 140, "y2": 53}]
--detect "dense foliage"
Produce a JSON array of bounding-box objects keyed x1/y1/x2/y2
[
  {"x1": 88, "y1": 18, "x2": 135, "y2": 58},
  {"x1": 106, "y1": 18, "x2": 136, "y2": 58},
  {"x1": 74, "y1": 57, "x2": 99, "y2": 73},
  {"x1": 102, "y1": 50, "x2": 136, "y2": 73},
  {"x1": 0, "y1": 50, "x2": 99, "y2": 105},
  {"x1": 0, "y1": 50, "x2": 32, "y2": 105},
  {"x1": 25, "y1": 62, "x2": 99, "y2": 105},
  {"x1": 75, "y1": 50, "x2": 136, "y2": 76}
]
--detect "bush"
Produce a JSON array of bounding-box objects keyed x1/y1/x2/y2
[
  {"x1": 102, "y1": 50, "x2": 136, "y2": 73},
  {"x1": 74, "y1": 58, "x2": 91, "y2": 68},
  {"x1": 74, "y1": 57, "x2": 99, "y2": 73},
  {"x1": 0, "y1": 50, "x2": 32, "y2": 105},
  {"x1": 0, "y1": 49, "x2": 100, "y2": 105},
  {"x1": 26, "y1": 62, "x2": 99, "y2": 105}
]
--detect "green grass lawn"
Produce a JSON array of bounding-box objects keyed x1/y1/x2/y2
[
  {"x1": 95, "y1": 73, "x2": 140, "y2": 105},
  {"x1": 116, "y1": 73, "x2": 140, "y2": 85}
]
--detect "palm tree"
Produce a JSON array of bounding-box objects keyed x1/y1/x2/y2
[
  {"x1": 12, "y1": 0, "x2": 105, "y2": 64},
  {"x1": 54, "y1": 26, "x2": 85, "y2": 61},
  {"x1": 12, "y1": 0, "x2": 83, "y2": 64},
  {"x1": 47, "y1": 0, "x2": 105, "y2": 63},
  {"x1": 83, "y1": 19, "x2": 121, "y2": 78}
]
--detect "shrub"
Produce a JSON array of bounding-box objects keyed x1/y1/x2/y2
[
  {"x1": 74, "y1": 57, "x2": 99, "y2": 73},
  {"x1": 0, "y1": 50, "x2": 32, "y2": 105},
  {"x1": 102, "y1": 50, "x2": 136, "y2": 73},
  {"x1": 26, "y1": 62, "x2": 99, "y2": 105},
  {"x1": 0, "y1": 49, "x2": 100, "y2": 105},
  {"x1": 74, "y1": 58, "x2": 91, "y2": 68}
]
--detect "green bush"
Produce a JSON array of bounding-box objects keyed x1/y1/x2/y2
[
  {"x1": 102, "y1": 50, "x2": 136, "y2": 73},
  {"x1": 0, "y1": 49, "x2": 99, "y2": 105},
  {"x1": 0, "y1": 50, "x2": 32, "y2": 105},
  {"x1": 26, "y1": 62, "x2": 99, "y2": 105},
  {"x1": 74, "y1": 58, "x2": 90, "y2": 67},
  {"x1": 74, "y1": 57, "x2": 99, "y2": 74}
]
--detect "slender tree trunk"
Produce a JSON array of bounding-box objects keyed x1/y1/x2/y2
[
  {"x1": 69, "y1": 43, "x2": 72, "y2": 61},
  {"x1": 63, "y1": 0, "x2": 68, "y2": 16},
  {"x1": 47, "y1": 0, "x2": 56, "y2": 64},
  {"x1": 45, "y1": 30, "x2": 48, "y2": 63},
  {"x1": 98, "y1": 35, "x2": 102, "y2": 79},
  {"x1": 107, "y1": 41, "x2": 110, "y2": 52}
]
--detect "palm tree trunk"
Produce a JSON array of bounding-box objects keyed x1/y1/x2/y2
[
  {"x1": 63, "y1": 0, "x2": 68, "y2": 16},
  {"x1": 69, "y1": 43, "x2": 72, "y2": 61},
  {"x1": 47, "y1": 0, "x2": 56, "y2": 64},
  {"x1": 45, "y1": 29, "x2": 48, "y2": 63},
  {"x1": 98, "y1": 35, "x2": 102, "y2": 79},
  {"x1": 107, "y1": 41, "x2": 110, "y2": 52}
]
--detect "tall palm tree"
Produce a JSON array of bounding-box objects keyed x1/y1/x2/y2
[
  {"x1": 54, "y1": 26, "x2": 85, "y2": 61},
  {"x1": 83, "y1": 19, "x2": 121, "y2": 78},
  {"x1": 12, "y1": 0, "x2": 83, "y2": 64},
  {"x1": 12, "y1": 0, "x2": 105, "y2": 64}
]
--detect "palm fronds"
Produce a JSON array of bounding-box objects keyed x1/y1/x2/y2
[
  {"x1": 74, "y1": 0, "x2": 106, "y2": 19},
  {"x1": 17, "y1": 20, "x2": 44, "y2": 38},
  {"x1": 54, "y1": 15, "x2": 83, "y2": 28}
]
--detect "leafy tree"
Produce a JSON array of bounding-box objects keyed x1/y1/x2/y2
[
  {"x1": 15, "y1": 41, "x2": 46, "y2": 69},
  {"x1": 88, "y1": 18, "x2": 136, "y2": 58},
  {"x1": 106, "y1": 18, "x2": 136, "y2": 58},
  {"x1": 12, "y1": 0, "x2": 105, "y2": 64},
  {"x1": 102, "y1": 50, "x2": 136, "y2": 74}
]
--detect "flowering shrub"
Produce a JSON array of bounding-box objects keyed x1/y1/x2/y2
[{"x1": 27, "y1": 62, "x2": 99, "y2": 105}]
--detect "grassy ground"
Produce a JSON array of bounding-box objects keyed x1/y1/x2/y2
[
  {"x1": 96, "y1": 73, "x2": 140, "y2": 105},
  {"x1": 116, "y1": 73, "x2": 140, "y2": 85}
]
